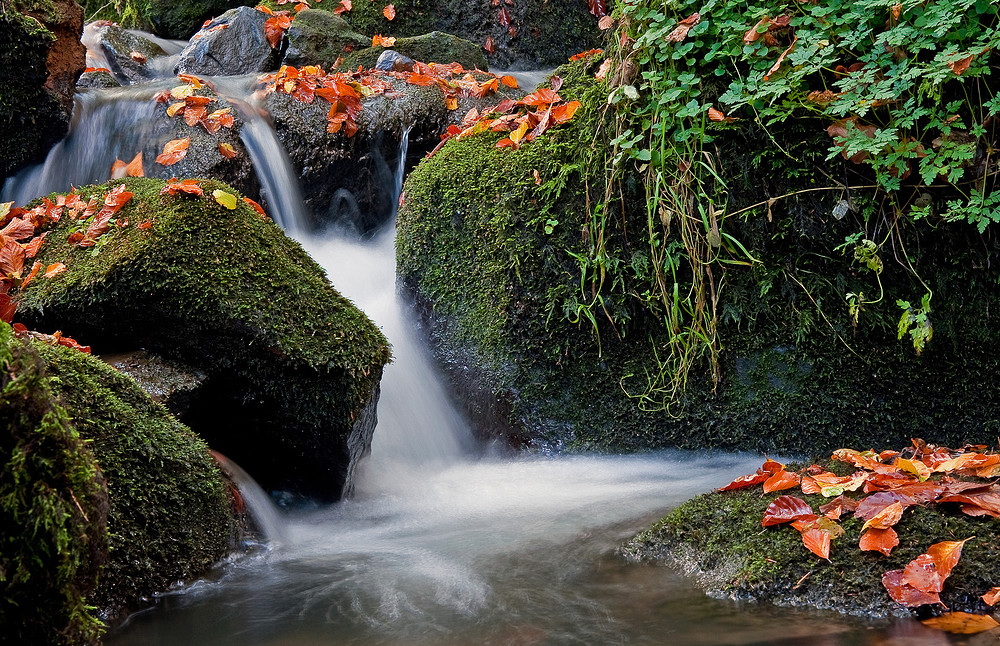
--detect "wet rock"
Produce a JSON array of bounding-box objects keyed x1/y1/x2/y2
[
  {"x1": 349, "y1": 32, "x2": 487, "y2": 71},
  {"x1": 148, "y1": 0, "x2": 244, "y2": 40},
  {"x1": 264, "y1": 71, "x2": 520, "y2": 233},
  {"x1": 0, "y1": 0, "x2": 85, "y2": 181},
  {"x1": 375, "y1": 50, "x2": 415, "y2": 72},
  {"x1": 175, "y1": 7, "x2": 283, "y2": 77},
  {"x1": 143, "y1": 84, "x2": 259, "y2": 200},
  {"x1": 103, "y1": 350, "x2": 206, "y2": 417},
  {"x1": 15, "y1": 178, "x2": 391, "y2": 502},
  {"x1": 86, "y1": 22, "x2": 167, "y2": 84},
  {"x1": 76, "y1": 69, "x2": 121, "y2": 89},
  {"x1": 281, "y1": 8, "x2": 371, "y2": 69}
]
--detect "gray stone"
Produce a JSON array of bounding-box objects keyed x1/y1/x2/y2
[
  {"x1": 76, "y1": 69, "x2": 121, "y2": 89},
  {"x1": 89, "y1": 23, "x2": 167, "y2": 84},
  {"x1": 103, "y1": 350, "x2": 206, "y2": 417},
  {"x1": 175, "y1": 7, "x2": 282, "y2": 77},
  {"x1": 374, "y1": 50, "x2": 415, "y2": 72}
]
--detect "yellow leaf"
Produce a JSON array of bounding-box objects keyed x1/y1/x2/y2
[
  {"x1": 170, "y1": 84, "x2": 196, "y2": 100},
  {"x1": 212, "y1": 189, "x2": 238, "y2": 210}
]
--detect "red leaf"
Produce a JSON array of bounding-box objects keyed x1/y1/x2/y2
[
  {"x1": 498, "y1": 6, "x2": 510, "y2": 27},
  {"x1": 762, "y1": 495, "x2": 814, "y2": 527},
  {"x1": 882, "y1": 569, "x2": 943, "y2": 607},
  {"x1": 587, "y1": 0, "x2": 607, "y2": 18},
  {"x1": 1, "y1": 216, "x2": 35, "y2": 241},
  {"x1": 569, "y1": 48, "x2": 603, "y2": 61},
  {"x1": 484, "y1": 36, "x2": 496, "y2": 53},
  {"x1": 802, "y1": 527, "x2": 831, "y2": 560},
  {"x1": 160, "y1": 179, "x2": 204, "y2": 196},
  {"x1": 856, "y1": 491, "x2": 917, "y2": 521},
  {"x1": 859, "y1": 527, "x2": 899, "y2": 556},
  {"x1": 666, "y1": 12, "x2": 700, "y2": 43},
  {"x1": 904, "y1": 554, "x2": 946, "y2": 593},
  {"x1": 861, "y1": 501, "x2": 904, "y2": 531},
  {"x1": 243, "y1": 197, "x2": 268, "y2": 218},
  {"x1": 0, "y1": 293, "x2": 16, "y2": 323}
]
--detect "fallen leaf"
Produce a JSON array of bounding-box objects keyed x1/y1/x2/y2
[
  {"x1": 485, "y1": 36, "x2": 496, "y2": 53},
  {"x1": 383, "y1": 4, "x2": 395, "y2": 19},
  {"x1": 243, "y1": 197, "x2": 268, "y2": 217},
  {"x1": 666, "y1": 12, "x2": 700, "y2": 43},
  {"x1": 595, "y1": 59, "x2": 611, "y2": 81},
  {"x1": 948, "y1": 53, "x2": 974, "y2": 76},
  {"x1": 763, "y1": 469, "x2": 800, "y2": 493},
  {"x1": 155, "y1": 137, "x2": 190, "y2": 166},
  {"x1": 744, "y1": 16, "x2": 770, "y2": 44},
  {"x1": 372, "y1": 34, "x2": 396, "y2": 47},
  {"x1": 598, "y1": 15, "x2": 614, "y2": 30},
  {"x1": 860, "y1": 527, "x2": 899, "y2": 556},
  {"x1": 445, "y1": 96, "x2": 458, "y2": 110},
  {"x1": 802, "y1": 527, "x2": 831, "y2": 560},
  {"x1": 762, "y1": 495, "x2": 814, "y2": 527},
  {"x1": 500, "y1": 75, "x2": 518, "y2": 88},
  {"x1": 890, "y1": 2, "x2": 901, "y2": 20},
  {"x1": 213, "y1": 189, "x2": 238, "y2": 209},
  {"x1": 43, "y1": 262, "x2": 66, "y2": 278},
  {"x1": 764, "y1": 37, "x2": 796, "y2": 81},
  {"x1": 861, "y1": 501, "x2": 904, "y2": 532},
  {"x1": 160, "y1": 179, "x2": 203, "y2": 196},
  {"x1": 130, "y1": 51, "x2": 147, "y2": 64},
  {"x1": 719, "y1": 471, "x2": 769, "y2": 491},
  {"x1": 882, "y1": 569, "x2": 943, "y2": 607},
  {"x1": 921, "y1": 612, "x2": 999, "y2": 635},
  {"x1": 982, "y1": 587, "x2": 1000, "y2": 606},
  {"x1": 218, "y1": 142, "x2": 238, "y2": 158}
]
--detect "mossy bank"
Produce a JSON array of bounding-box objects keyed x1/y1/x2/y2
[
  {"x1": 15, "y1": 177, "x2": 391, "y2": 500},
  {"x1": 396, "y1": 54, "x2": 1000, "y2": 455},
  {"x1": 622, "y1": 482, "x2": 1000, "y2": 618}
]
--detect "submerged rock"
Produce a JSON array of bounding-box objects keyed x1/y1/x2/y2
[
  {"x1": 86, "y1": 23, "x2": 167, "y2": 84},
  {"x1": 15, "y1": 178, "x2": 391, "y2": 502},
  {"x1": 175, "y1": 7, "x2": 283, "y2": 77},
  {"x1": 0, "y1": 0, "x2": 85, "y2": 181}
]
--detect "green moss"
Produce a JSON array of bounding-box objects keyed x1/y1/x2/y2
[
  {"x1": 32, "y1": 337, "x2": 236, "y2": 620},
  {"x1": 16, "y1": 177, "x2": 390, "y2": 499},
  {"x1": 0, "y1": 322, "x2": 108, "y2": 645},
  {"x1": 626, "y1": 485, "x2": 1000, "y2": 617},
  {"x1": 343, "y1": 31, "x2": 488, "y2": 70}
]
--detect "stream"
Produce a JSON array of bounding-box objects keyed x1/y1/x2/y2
[{"x1": 4, "y1": 61, "x2": 958, "y2": 646}]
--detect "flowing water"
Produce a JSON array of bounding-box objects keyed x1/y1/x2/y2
[{"x1": 3, "y1": 68, "x2": 952, "y2": 646}]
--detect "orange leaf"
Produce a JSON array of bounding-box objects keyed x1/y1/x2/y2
[
  {"x1": 499, "y1": 75, "x2": 518, "y2": 89},
  {"x1": 110, "y1": 159, "x2": 128, "y2": 179},
  {"x1": 124, "y1": 152, "x2": 144, "y2": 177},
  {"x1": 665, "y1": 12, "x2": 700, "y2": 43},
  {"x1": 372, "y1": 34, "x2": 396, "y2": 47},
  {"x1": 243, "y1": 197, "x2": 268, "y2": 218},
  {"x1": 383, "y1": 3, "x2": 395, "y2": 19},
  {"x1": 718, "y1": 471, "x2": 769, "y2": 492},
  {"x1": 43, "y1": 262, "x2": 66, "y2": 278},
  {"x1": 1, "y1": 238, "x2": 26, "y2": 278},
  {"x1": 802, "y1": 527, "x2": 831, "y2": 560},
  {"x1": 20, "y1": 260, "x2": 41, "y2": 288},
  {"x1": 859, "y1": 527, "x2": 899, "y2": 556},
  {"x1": 982, "y1": 587, "x2": 1000, "y2": 606},
  {"x1": 890, "y1": 2, "x2": 901, "y2": 20},
  {"x1": 23, "y1": 233, "x2": 47, "y2": 258},
  {"x1": 332, "y1": 0, "x2": 351, "y2": 13},
  {"x1": 926, "y1": 538, "x2": 972, "y2": 580},
  {"x1": 569, "y1": 48, "x2": 603, "y2": 61},
  {"x1": 264, "y1": 16, "x2": 287, "y2": 48},
  {"x1": 160, "y1": 179, "x2": 204, "y2": 196},
  {"x1": 445, "y1": 96, "x2": 458, "y2": 110},
  {"x1": 861, "y1": 501, "x2": 904, "y2": 531},
  {"x1": 520, "y1": 88, "x2": 561, "y2": 107},
  {"x1": 550, "y1": 101, "x2": 581, "y2": 124},
  {"x1": 218, "y1": 142, "x2": 238, "y2": 158},
  {"x1": 595, "y1": 59, "x2": 611, "y2": 81},
  {"x1": 763, "y1": 469, "x2": 800, "y2": 493},
  {"x1": 156, "y1": 137, "x2": 190, "y2": 166},
  {"x1": 921, "y1": 612, "x2": 1000, "y2": 635},
  {"x1": 177, "y1": 73, "x2": 203, "y2": 88},
  {"x1": 137, "y1": 221, "x2": 153, "y2": 230}
]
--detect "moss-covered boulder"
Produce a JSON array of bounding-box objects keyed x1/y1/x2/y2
[
  {"x1": 86, "y1": 23, "x2": 167, "y2": 84},
  {"x1": 1, "y1": 322, "x2": 108, "y2": 645},
  {"x1": 147, "y1": 0, "x2": 244, "y2": 39},
  {"x1": 343, "y1": 32, "x2": 488, "y2": 72},
  {"x1": 281, "y1": 8, "x2": 371, "y2": 69},
  {"x1": 0, "y1": 0, "x2": 86, "y2": 182},
  {"x1": 343, "y1": 0, "x2": 604, "y2": 69},
  {"x1": 622, "y1": 481, "x2": 1000, "y2": 618},
  {"x1": 15, "y1": 177, "x2": 391, "y2": 501},
  {"x1": 396, "y1": 55, "x2": 1000, "y2": 456}
]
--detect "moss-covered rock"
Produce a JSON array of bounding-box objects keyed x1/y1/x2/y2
[
  {"x1": 344, "y1": 0, "x2": 604, "y2": 69},
  {"x1": 147, "y1": 0, "x2": 243, "y2": 39},
  {"x1": 15, "y1": 177, "x2": 391, "y2": 501},
  {"x1": 343, "y1": 32, "x2": 488, "y2": 71},
  {"x1": 31, "y1": 336, "x2": 237, "y2": 621},
  {"x1": 282, "y1": 8, "x2": 371, "y2": 69},
  {"x1": 0, "y1": 322, "x2": 108, "y2": 645},
  {"x1": 396, "y1": 57, "x2": 1000, "y2": 456},
  {"x1": 0, "y1": 0, "x2": 85, "y2": 182},
  {"x1": 88, "y1": 23, "x2": 166, "y2": 84},
  {"x1": 622, "y1": 484, "x2": 1000, "y2": 618}
]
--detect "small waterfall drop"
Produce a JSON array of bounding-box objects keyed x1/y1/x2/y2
[{"x1": 210, "y1": 451, "x2": 286, "y2": 545}]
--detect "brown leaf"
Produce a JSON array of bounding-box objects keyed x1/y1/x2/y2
[
  {"x1": 550, "y1": 75, "x2": 563, "y2": 92},
  {"x1": 218, "y1": 142, "x2": 238, "y2": 159},
  {"x1": 744, "y1": 16, "x2": 770, "y2": 44},
  {"x1": 764, "y1": 36, "x2": 796, "y2": 81},
  {"x1": 882, "y1": 569, "x2": 943, "y2": 607},
  {"x1": 598, "y1": 15, "x2": 614, "y2": 30},
  {"x1": 665, "y1": 12, "x2": 700, "y2": 43},
  {"x1": 484, "y1": 36, "x2": 496, "y2": 53},
  {"x1": 921, "y1": 612, "x2": 1000, "y2": 635},
  {"x1": 948, "y1": 54, "x2": 974, "y2": 76},
  {"x1": 762, "y1": 495, "x2": 814, "y2": 527}
]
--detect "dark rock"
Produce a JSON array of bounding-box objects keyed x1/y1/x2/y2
[
  {"x1": 103, "y1": 350, "x2": 206, "y2": 417},
  {"x1": 0, "y1": 0, "x2": 85, "y2": 182},
  {"x1": 264, "y1": 70, "x2": 520, "y2": 233},
  {"x1": 281, "y1": 8, "x2": 370, "y2": 69},
  {"x1": 349, "y1": 32, "x2": 487, "y2": 71},
  {"x1": 76, "y1": 69, "x2": 121, "y2": 89},
  {"x1": 15, "y1": 177, "x2": 391, "y2": 502},
  {"x1": 375, "y1": 49, "x2": 415, "y2": 72},
  {"x1": 148, "y1": 0, "x2": 244, "y2": 40},
  {"x1": 175, "y1": 7, "x2": 283, "y2": 77},
  {"x1": 85, "y1": 22, "x2": 167, "y2": 84}
]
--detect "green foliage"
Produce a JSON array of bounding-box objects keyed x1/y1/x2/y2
[
  {"x1": 0, "y1": 321, "x2": 107, "y2": 645},
  {"x1": 615, "y1": 0, "x2": 1000, "y2": 369},
  {"x1": 81, "y1": 0, "x2": 152, "y2": 30}
]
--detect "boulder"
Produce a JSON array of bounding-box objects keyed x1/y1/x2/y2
[
  {"x1": 175, "y1": 7, "x2": 284, "y2": 77},
  {"x1": 281, "y1": 8, "x2": 371, "y2": 69},
  {"x1": 375, "y1": 50, "x2": 415, "y2": 73},
  {"x1": 76, "y1": 69, "x2": 121, "y2": 89},
  {"x1": 1, "y1": 322, "x2": 108, "y2": 645},
  {"x1": 343, "y1": 0, "x2": 604, "y2": 69},
  {"x1": 84, "y1": 23, "x2": 167, "y2": 84},
  {"x1": 0, "y1": 0, "x2": 85, "y2": 182},
  {"x1": 14, "y1": 178, "x2": 391, "y2": 501},
  {"x1": 347, "y1": 32, "x2": 488, "y2": 72},
  {"x1": 263, "y1": 68, "x2": 521, "y2": 233},
  {"x1": 148, "y1": 0, "x2": 244, "y2": 40}
]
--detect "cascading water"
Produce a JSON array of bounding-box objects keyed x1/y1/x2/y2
[{"x1": 9, "y1": 70, "x2": 910, "y2": 646}]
